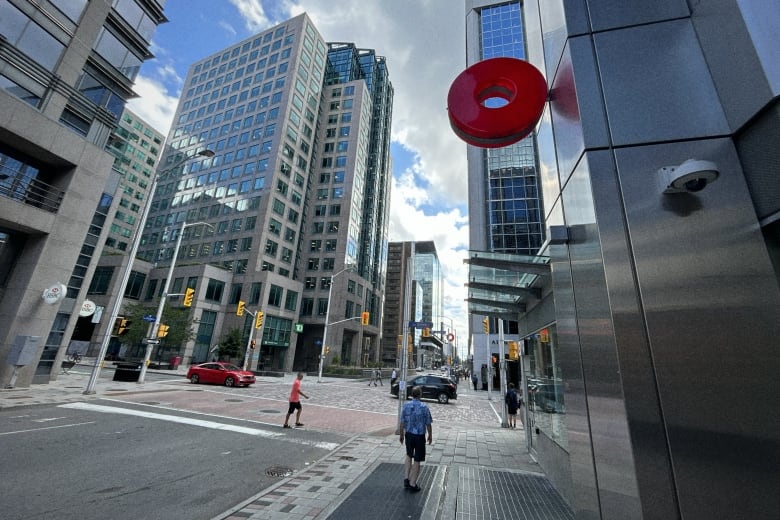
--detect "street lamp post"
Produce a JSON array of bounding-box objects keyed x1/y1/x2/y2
[
  {"x1": 84, "y1": 149, "x2": 213, "y2": 394},
  {"x1": 317, "y1": 264, "x2": 354, "y2": 383},
  {"x1": 137, "y1": 219, "x2": 214, "y2": 384}
]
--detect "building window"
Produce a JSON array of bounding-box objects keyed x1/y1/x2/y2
[
  {"x1": 124, "y1": 271, "x2": 146, "y2": 299},
  {"x1": 229, "y1": 283, "x2": 242, "y2": 304},
  {"x1": 284, "y1": 290, "x2": 298, "y2": 312},
  {"x1": 87, "y1": 266, "x2": 114, "y2": 294},
  {"x1": 205, "y1": 279, "x2": 224, "y2": 303},
  {"x1": 249, "y1": 282, "x2": 262, "y2": 304},
  {"x1": 317, "y1": 298, "x2": 328, "y2": 316},
  {"x1": 268, "y1": 284, "x2": 283, "y2": 307}
]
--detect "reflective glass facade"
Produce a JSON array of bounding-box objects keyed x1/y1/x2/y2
[{"x1": 472, "y1": 1, "x2": 544, "y2": 255}]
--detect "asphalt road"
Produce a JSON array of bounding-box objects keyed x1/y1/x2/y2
[{"x1": 0, "y1": 398, "x2": 348, "y2": 520}]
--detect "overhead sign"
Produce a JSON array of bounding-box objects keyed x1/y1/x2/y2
[
  {"x1": 79, "y1": 300, "x2": 96, "y2": 317},
  {"x1": 42, "y1": 283, "x2": 67, "y2": 305}
]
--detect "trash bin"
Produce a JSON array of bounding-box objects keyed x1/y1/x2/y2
[
  {"x1": 113, "y1": 362, "x2": 141, "y2": 382},
  {"x1": 169, "y1": 356, "x2": 181, "y2": 370}
]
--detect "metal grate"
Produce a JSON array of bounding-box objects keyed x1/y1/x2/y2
[{"x1": 456, "y1": 467, "x2": 574, "y2": 520}]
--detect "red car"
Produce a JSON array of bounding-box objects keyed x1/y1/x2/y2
[{"x1": 186, "y1": 362, "x2": 255, "y2": 387}]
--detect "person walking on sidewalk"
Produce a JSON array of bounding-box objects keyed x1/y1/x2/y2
[
  {"x1": 399, "y1": 386, "x2": 433, "y2": 493},
  {"x1": 505, "y1": 382, "x2": 520, "y2": 429},
  {"x1": 390, "y1": 368, "x2": 398, "y2": 387},
  {"x1": 283, "y1": 372, "x2": 309, "y2": 428},
  {"x1": 471, "y1": 372, "x2": 478, "y2": 391}
]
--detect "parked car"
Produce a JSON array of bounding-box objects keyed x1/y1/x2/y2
[
  {"x1": 186, "y1": 362, "x2": 255, "y2": 387},
  {"x1": 391, "y1": 374, "x2": 457, "y2": 404}
]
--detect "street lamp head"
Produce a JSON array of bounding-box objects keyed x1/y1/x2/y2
[{"x1": 197, "y1": 149, "x2": 215, "y2": 158}]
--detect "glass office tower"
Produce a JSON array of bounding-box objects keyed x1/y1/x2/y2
[
  {"x1": 137, "y1": 14, "x2": 391, "y2": 371},
  {"x1": 466, "y1": 1, "x2": 544, "y2": 257}
]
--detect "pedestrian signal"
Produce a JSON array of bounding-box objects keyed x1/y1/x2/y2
[
  {"x1": 250, "y1": 339, "x2": 256, "y2": 349},
  {"x1": 422, "y1": 327, "x2": 430, "y2": 337},
  {"x1": 361, "y1": 311, "x2": 370, "y2": 325},
  {"x1": 183, "y1": 287, "x2": 195, "y2": 307},
  {"x1": 236, "y1": 300, "x2": 246, "y2": 316},
  {"x1": 255, "y1": 311, "x2": 264, "y2": 329},
  {"x1": 157, "y1": 324, "x2": 170, "y2": 338}
]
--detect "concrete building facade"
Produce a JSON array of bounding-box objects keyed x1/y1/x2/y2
[{"x1": 0, "y1": 0, "x2": 165, "y2": 387}]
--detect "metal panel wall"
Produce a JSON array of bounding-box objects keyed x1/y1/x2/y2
[{"x1": 615, "y1": 139, "x2": 780, "y2": 519}]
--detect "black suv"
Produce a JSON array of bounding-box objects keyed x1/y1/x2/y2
[{"x1": 391, "y1": 374, "x2": 458, "y2": 404}]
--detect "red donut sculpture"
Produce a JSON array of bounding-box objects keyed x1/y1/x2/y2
[{"x1": 448, "y1": 57, "x2": 547, "y2": 148}]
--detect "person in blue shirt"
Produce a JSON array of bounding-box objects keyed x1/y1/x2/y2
[{"x1": 399, "y1": 386, "x2": 433, "y2": 493}]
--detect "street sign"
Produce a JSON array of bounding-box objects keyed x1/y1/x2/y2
[
  {"x1": 142, "y1": 338, "x2": 160, "y2": 345},
  {"x1": 409, "y1": 321, "x2": 433, "y2": 328},
  {"x1": 143, "y1": 314, "x2": 157, "y2": 322}
]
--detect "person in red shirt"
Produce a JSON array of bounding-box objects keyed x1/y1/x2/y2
[{"x1": 283, "y1": 372, "x2": 309, "y2": 428}]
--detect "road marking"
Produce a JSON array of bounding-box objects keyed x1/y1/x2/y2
[
  {"x1": 33, "y1": 417, "x2": 68, "y2": 423},
  {"x1": 0, "y1": 422, "x2": 96, "y2": 436},
  {"x1": 59, "y1": 403, "x2": 339, "y2": 450}
]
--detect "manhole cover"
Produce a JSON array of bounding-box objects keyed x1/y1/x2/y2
[
  {"x1": 258, "y1": 409, "x2": 281, "y2": 414},
  {"x1": 266, "y1": 465, "x2": 295, "y2": 477},
  {"x1": 224, "y1": 398, "x2": 244, "y2": 402}
]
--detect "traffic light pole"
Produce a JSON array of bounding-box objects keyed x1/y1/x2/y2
[{"x1": 242, "y1": 310, "x2": 256, "y2": 371}]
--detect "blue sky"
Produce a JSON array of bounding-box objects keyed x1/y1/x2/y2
[{"x1": 128, "y1": 0, "x2": 471, "y2": 357}]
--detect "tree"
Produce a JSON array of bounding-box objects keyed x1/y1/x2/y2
[
  {"x1": 119, "y1": 302, "x2": 196, "y2": 355},
  {"x1": 217, "y1": 327, "x2": 244, "y2": 361}
]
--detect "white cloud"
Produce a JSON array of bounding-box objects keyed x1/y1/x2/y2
[
  {"x1": 229, "y1": 0, "x2": 270, "y2": 32},
  {"x1": 125, "y1": 75, "x2": 180, "y2": 136}
]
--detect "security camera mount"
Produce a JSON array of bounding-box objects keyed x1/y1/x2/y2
[{"x1": 658, "y1": 159, "x2": 719, "y2": 194}]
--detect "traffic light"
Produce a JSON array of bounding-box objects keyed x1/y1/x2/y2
[
  {"x1": 422, "y1": 327, "x2": 430, "y2": 337},
  {"x1": 117, "y1": 318, "x2": 129, "y2": 335},
  {"x1": 325, "y1": 346, "x2": 330, "y2": 355},
  {"x1": 157, "y1": 324, "x2": 170, "y2": 338},
  {"x1": 250, "y1": 339, "x2": 256, "y2": 349},
  {"x1": 508, "y1": 341, "x2": 519, "y2": 360},
  {"x1": 361, "y1": 311, "x2": 370, "y2": 325},
  {"x1": 236, "y1": 300, "x2": 246, "y2": 316},
  {"x1": 183, "y1": 287, "x2": 195, "y2": 307},
  {"x1": 482, "y1": 317, "x2": 489, "y2": 334},
  {"x1": 254, "y1": 310, "x2": 264, "y2": 329}
]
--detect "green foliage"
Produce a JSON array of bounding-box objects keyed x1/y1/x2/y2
[
  {"x1": 217, "y1": 327, "x2": 244, "y2": 359},
  {"x1": 119, "y1": 302, "x2": 196, "y2": 349},
  {"x1": 323, "y1": 365, "x2": 361, "y2": 375},
  {"x1": 331, "y1": 354, "x2": 341, "y2": 365}
]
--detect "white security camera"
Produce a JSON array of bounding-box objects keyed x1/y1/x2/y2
[{"x1": 657, "y1": 159, "x2": 719, "y2": 194}]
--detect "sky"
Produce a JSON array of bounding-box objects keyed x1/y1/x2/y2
[{"x1": 127, "y1": 0, "x2": 471, "y2": 359}]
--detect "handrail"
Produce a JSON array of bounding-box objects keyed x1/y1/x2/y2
[{"x1": 0, "y1": 166, "x2": 65, "y2": 213}]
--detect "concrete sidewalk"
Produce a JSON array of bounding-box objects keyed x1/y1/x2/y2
[{"x1": 0, "y1": 367, "x2": 574, "y2": 519}]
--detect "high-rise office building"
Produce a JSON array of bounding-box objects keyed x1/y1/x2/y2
[
  {"x1": 465, "y1": 0, "x2": 543, "y2": 354},
  {"x1": 464, "y1": 2, "x2": 780, "y2": 518},
  {"x1": 382, "y1": 241, "x2": 443, "y2": 368},
  {"x1": 466, "y1": 1, "x2": 543, "y2": 256},
  {"x1": 136, "y1": 14, "x2": 391, "y2": 372},
  {"x1": 0, "y1": 0, "x2": 166, "y2": 388}
]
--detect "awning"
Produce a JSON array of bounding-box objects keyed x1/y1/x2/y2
[{"x1": 464, "y1": 250, "x2": 550, "y2": 319}]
